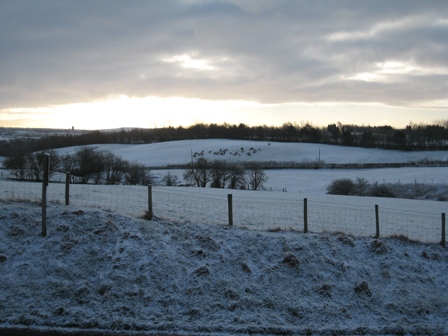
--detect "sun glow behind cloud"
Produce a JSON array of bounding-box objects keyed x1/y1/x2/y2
[
  {"x1": 162, "y1": 54, "x2": 217, "y2": 71},
  {"x1": 2, "y1": 95, "x2": 445, "y2": 130},
  {"x1": 3, "y1": 96, "x2": 261, "y2": 129},
  {"x1": 344, "y1": 61, "x2": 448, "y2": 83}
]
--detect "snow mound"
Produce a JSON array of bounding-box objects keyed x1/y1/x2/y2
[{"x1": 1, "y1": 201, "x2": 447, "y2": 335}]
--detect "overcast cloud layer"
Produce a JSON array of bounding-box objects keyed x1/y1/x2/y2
[{"x1": 1, "y1": 0, "x2": 447, "y2": 119}]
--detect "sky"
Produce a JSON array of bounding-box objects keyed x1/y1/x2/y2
[{"x1": 0, "y1": 0, "x2": 447, "y2": 130}]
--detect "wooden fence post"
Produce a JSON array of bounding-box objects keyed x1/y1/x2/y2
[
  {"x1": 375, "y1": 204, "x2": 380, "y2": 239},
  {"x1": 304, "y1": 198, "x2": 308, "y2": 233},
  {"x1": 65, "y1": 172, "x2": 70, "y2": 206},
  {"x1": 228, "y1": 194, "x2": 233, "y2": 226},
  {"x1": 41, "y1": 153, "x2": 50, "y2": 237},
  {"x1": 147, "y1": 184, "x2": 153, "y2": 220},
  {"x1": 442, "y1": 213, "x2": 446, "y2": 247}
]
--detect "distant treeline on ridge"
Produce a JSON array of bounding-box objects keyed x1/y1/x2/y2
[{"x1": 1, "y1": 121, "x2": 448, "y2": 157}]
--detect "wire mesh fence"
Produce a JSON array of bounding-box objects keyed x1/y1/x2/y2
[
  {"x1": 153, "y1": 187, "x2": 229, "y2": 225},
  {"x1": 308, "y1": 200, "x2": 374, "y2": 236},
  {"x1": 379, "y1": 206, "x2": 442, "y2": 243},
  {"x1": 0, "y1": 179, "x2": 446, "y2": 244}
]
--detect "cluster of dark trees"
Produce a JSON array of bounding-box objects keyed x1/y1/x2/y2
[
  {"x1": 183, "y1": 158, "x2": 268, "y2": 190},
  {"x1": 3, "y1": 147, "x2": 150, "y2": 185},
  {"x1": 1, "y1": 121, "x2": 448, "y2": 158},
  {"x1": 326, "y1": 178, "x2": 395, "y2": 198},
  {"x1": 3, "y1": 146, "x2": 269, "y2": 189}
]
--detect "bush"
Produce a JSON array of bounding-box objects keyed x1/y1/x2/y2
[
  {"x1": 326, "y1": 179, "x2": 355, "y2": 195},
  {"x1": 369, "y1": 182, "x2": 395, "y2": 198},
  {"x1": 161, "y1": 172, "x2": 179, "y2": 186},
  {"x1": 354, "y1": 177, "x2": 370, "y2": 196}
]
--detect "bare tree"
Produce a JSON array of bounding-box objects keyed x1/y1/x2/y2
[
  {"x1": 228, "y1": 164, "x2": 246, "y2": 189},
  {"x1": 4, "y1": 149, "x2": 60, "y2": 181},
  {"x1": 72, "y1": 147, "x2": 104, "y2": 184},
  {"x1": 247, "y1": 164, "x2": 268, "y2": 190},
  {"x1": 183, "y1": 158, "x2": 210, "y2": 187},
  {"x1": 3, "y1": 152, "x2": 27, "y2": 180},
  {"x1": 210, "y1": 160, "x2": 229, "y2": 188},
  {"x1": 26, "y1": 150, "x2": 60, "y2": 181},
  {"x1": 124, "y1": 161, "x2": 151, "y2": 185},
  {"x1": 102, "y1": 151, "x2": 126, "y2": 185}
]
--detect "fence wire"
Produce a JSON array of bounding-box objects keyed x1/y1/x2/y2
[
  {"x1": 153, "y1": 188, "x2": 228, "y2": 225},
  {"x1": 308, "y1": 200, "x2": 374, "y2": 237},
  {"x1": 233, "y1": 196, "x2": 302, "y2": 231},
  {"x1": 379, "y1": 206, "x2": 441, "y2": 243},
  {"x1": 0, "y1": 180, "x2": 445, "y2": 243}
]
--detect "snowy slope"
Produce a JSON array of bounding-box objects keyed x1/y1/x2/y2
[
  {"x1": 1, "y1": 201, "x2": 447, "y2": 335},
  {"x1": 54, "y1": 139, "x2": 448, "y2": 167}
]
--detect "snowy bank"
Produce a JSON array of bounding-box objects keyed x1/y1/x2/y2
[{"x1": 1, "y1": 201, "x2": 447, "y2": 335}]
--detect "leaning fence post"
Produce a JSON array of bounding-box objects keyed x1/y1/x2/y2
[
  {"x1": 147, "y1": 184, "x2": 153, "y2": 220},
  {"x1": 41, "y1": 153, "x2": 50, "y2": 237},
  {"x1": 375, "y1": 204, "x2": 380, "y2": 238},
  {"x1": 228, "y1": 194, "x2": 233, "y2": 226},
  {"x1": 304, "y1": 198, "x2": 308, "y2": 233},
  {"x1": 442, "y1": 213, "x2": 446, "y2": 247},
  {"x1": 65, "y1": 172, "x2": 70, "y2": 206}
]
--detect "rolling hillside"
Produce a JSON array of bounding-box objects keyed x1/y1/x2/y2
[{"x1": 55, "y1": 139, "x2": 448, "y2": 167}]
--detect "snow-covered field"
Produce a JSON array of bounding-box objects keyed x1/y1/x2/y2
[
  {"x1": 1, "y1": 139, "x2": 448, "y2": 334},
  {"x1": 55, "y1": 139, "x2": 448, "y2": 167}
]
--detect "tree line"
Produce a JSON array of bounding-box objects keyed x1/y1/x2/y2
[
  {"x1": 1, "y1": 120, "x2": 448, "y2": 158},
  {"x1": 3, "y1": 147, "x2": 269, "y2": 190},
  {"x1": 3, "y1": 147, "x2": 150, "y2": 185},
  {"x1": 183, "y1": 158, "x2": 268, "y2": 190}
]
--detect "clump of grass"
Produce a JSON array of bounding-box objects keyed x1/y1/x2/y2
[
  {"x1": 354, "y1": 281, "x2": 372, "y2": 297},
  {"x1": 143, "y1": 211, "x2": 153, "y2": 220},
  {"x1": 370, "y1": 239, "x2": 387, "y2": 254},
  {"x1": 283, "y1": 253, "x2": 299, "y2": 267},
  {"x1": 390, "y1": 234, "x2": 420, "y2": 244}
]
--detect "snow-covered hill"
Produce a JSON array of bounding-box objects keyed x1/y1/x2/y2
[
  {"x1": 1, "y1": 201, "x2": 447, "y2": 335},
  {"x1": 55, "y1": 139, "x2": 448, "y2": 167}
]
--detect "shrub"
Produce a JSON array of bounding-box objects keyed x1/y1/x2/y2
[
  {"x1": 161, "y1": 172, "x2": 179, "y2": 186},
  {"x1": 369, "y1": 182, "x2": 396, "y2": 198},
  {"x1": 326, "y1": 178, "x2": 355, "y2": 195},
  {"x1": 354, "y1": 177, "x2": 370, "y2": 196}
]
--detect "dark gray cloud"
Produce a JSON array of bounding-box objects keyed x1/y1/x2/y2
[{"x1": 1, "y1": 0, "x2": 447, "y2": 109}]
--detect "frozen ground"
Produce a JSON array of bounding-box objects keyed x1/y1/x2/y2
[{"x1": 1, "y1": 201, "x2": 447, "y2": 335}]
